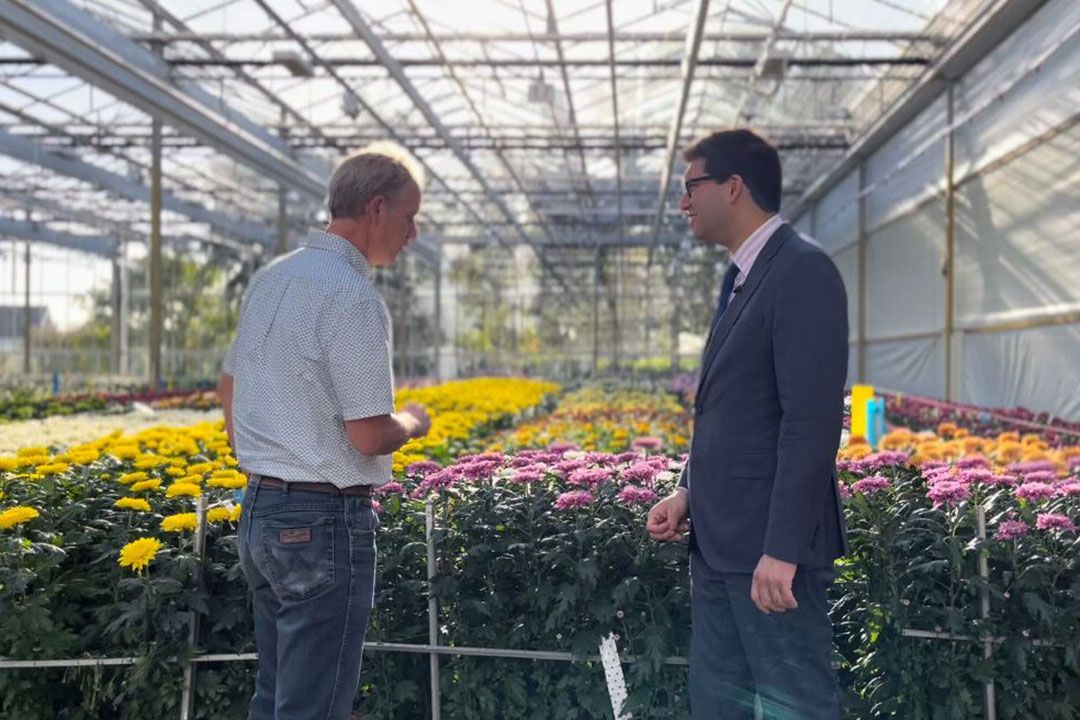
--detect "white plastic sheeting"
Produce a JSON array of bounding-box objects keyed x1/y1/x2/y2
[
  {"x1": 865, "y1": 200, "x2": 947, "y2": 341},
  {"x1": 864, "y1": 95, "x2": 948, "y2": 231},
  {"x1": 955, "y1": 123, "x2": 1080, "y2": 329},
  {"x1": 954, "y1": 0, "x2": 1080, "y2": 181},
  {"x1": 962, "y1": 325, "x2": 1080, "y2": 421},
  {"x1": 815, "y1": 170, "x2": 859, "y2": 255},
  {"x1": 868, "y1": 337, "x2": 946, "y2": 400},
  {"x1": 797, "y1": 0, "x2": 1080, "y2": 420},
  {"x1": 833, "y1": 245, "x2": 859, "y2": 343}
]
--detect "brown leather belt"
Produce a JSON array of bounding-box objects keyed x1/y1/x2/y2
[{"x1": 253, "y1": 474, "x2": 373, "y2": 497}]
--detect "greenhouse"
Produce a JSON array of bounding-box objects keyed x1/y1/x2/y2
[{"x1": 0, "y1": 0, "x2": 1077, "y2": 718}]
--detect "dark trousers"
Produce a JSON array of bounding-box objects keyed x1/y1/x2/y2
[
  {"x1": 689, "y1": 551, "x2": 839, "y2": 720},
  {"x1": 238, "y1": 477, "x2": 378, "y2": 720}
]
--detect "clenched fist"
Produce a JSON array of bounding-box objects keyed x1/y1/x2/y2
[{"x1": 646, "y1": 488, "x2": 690, "y2": 542}]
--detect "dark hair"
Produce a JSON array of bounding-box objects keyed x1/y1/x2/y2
[{"x1": 682, "y1": 129, "x2": 782, "y2": 213}]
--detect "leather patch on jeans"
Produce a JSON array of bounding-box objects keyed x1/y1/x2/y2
[{"x1": 279, "y1": 528, "x2": 312, "y2": 544}]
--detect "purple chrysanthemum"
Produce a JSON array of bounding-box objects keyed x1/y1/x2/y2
[
  {"x1": 927, "y1": 481, "x2": 970, "y2": 507},
  {"x1": 1015, "y1": 482, "x2": 1057, "y2": 502},
  {"x1": 406, "y1": 461, "x2": 442, "y2": 477},
  {"x1": 852, "y1": 475, "x2": 890, "y2": 495},
  {"x1": 554, "y1": 490, "x2": 594, "y2": 511},
  {"x1": 631, "y1": 437, "x2": 663, "y2": 452},
  {"x1": 568, "y1": 467, "x2": 613, "y2": 488},
  {"x1": 618, "y1": 484, "x2": 658, "y2": 506},
  {"x1": 1035, "y1": 513, "x2": 1077, "y2": 534},
  {"x1": 995, "y1": 520, "x2": 1029, "y2": 541}
]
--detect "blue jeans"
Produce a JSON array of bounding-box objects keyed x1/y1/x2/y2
[
  {"x1": 238, "y1": 477, "x2": 378, "y2": 720},
  {"x1": 689, "y1": 551, "x2": 839, "y2": 720}
]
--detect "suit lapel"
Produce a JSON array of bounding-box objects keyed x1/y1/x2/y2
[{"x1": 695, "y1": 225, "x2": 794, "y2": 401}]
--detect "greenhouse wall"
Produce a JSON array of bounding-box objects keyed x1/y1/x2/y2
[{"x1": 794, "y1": 0, "x2": 1080, "y2": 420}]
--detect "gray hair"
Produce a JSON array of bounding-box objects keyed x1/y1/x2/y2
[{"x1": 327, "y1": 147, "x2": 421, "y2": 220}]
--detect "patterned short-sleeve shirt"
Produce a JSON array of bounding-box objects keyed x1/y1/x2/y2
[{"x1": 223, "y1": 230, "x2": 395, "y2": 487}]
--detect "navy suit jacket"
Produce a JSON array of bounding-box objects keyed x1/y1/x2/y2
[{"x1": 680, "y1": 223, "x2": 849, "y2": 573}]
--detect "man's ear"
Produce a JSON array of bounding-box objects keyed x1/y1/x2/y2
[
  {"x1": 364, "y1": 195, "x2": 386, "y2": 222},
  {"x1": 728, "y1": 175, "x2": 744, "y2": 205}
]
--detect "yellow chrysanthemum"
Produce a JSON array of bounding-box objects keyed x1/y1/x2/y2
[
  {"x1": 118, "y1": 537, "x2": 162, "y2": 573},
  {"x1": 130, "y1": 478, "x2": 163, "y2": 493},
  {"x1": 114, "y1": 497, "x2": 152, "y2": 512},
  {"x1": 207, "y1": 475, "x2": 246, "y2": 489},
  {"x1": 110, "y1": 445, "x2": 139, "y2": 461},
  {"x1": 207, "y1": 507, "x2": 230, "y2": 524},
  {"x1": 229, "y1": 504, "x2": 242, "y2": 522},
  {"x1": 34, "y1": 463, "x2": 70, "y2": 476},
  {"x1": 0, "y1": 506, "x2": 40, "y2": 530},
  {"x1": 187, "y1": 462, "x2": 214, "y2": 475},
  {"x1": 18, "y1": 454, "x2": 50, "y2": 467},
  {"x1": 165, "y1": 467, "x2": 187, "y2": 477},
  {"x1": 0, "y1": 457, "x2": 23, "y2": 472},
  {"x1": 134, "y1": 455, "x2": 169, "y2": 470},
  {"x1": 16, "y1": 446, "x2": 49, "y2": 458},
  {"x1": 161, "y1": 513, "x2": 198, "y2": 532},
  {"x1": 118, "y1": 471, "x2": 148, "y2": 485},
  {"x1": 165, "y1": 483, "x2": 202, "y2": 498}
]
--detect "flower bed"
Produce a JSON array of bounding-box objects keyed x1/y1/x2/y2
[
  {"x1": 487, "y1": 386, "x2": 690, "y2": 455},
  {"x1": 1, "y1": 387, "x2": 1078, "y2": 719},
  {"x1": 835, "y1": 428, "x2": 1080, "y2": 718},
  {"x1": 883, "y1": 391, "x2": 1080, "y2": 447}
]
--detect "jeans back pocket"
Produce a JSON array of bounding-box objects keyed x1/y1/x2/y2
[{"x1": 260, "y1": 514, "x2": 336, "y2": 602}]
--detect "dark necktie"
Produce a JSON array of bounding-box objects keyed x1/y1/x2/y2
[
  {"x1": 716, "y1": 261, "x2": 740, "y2": 318},
  {"x1": 704, "y1": 261, "x2": 740, "y2": 350}
]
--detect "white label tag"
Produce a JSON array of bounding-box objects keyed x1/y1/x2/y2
[{"x1": 599, "y1": 633, "x2": 631, "y2": 719}]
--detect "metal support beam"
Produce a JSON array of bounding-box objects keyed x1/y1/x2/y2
[
  {"x1": 0, "y1": 0, "x2": 324, "y2": 197},
  {"x1": 433, "y1": 251, "x2": 442, "y2": 381},
  {"x1": 327, "y1": 0, "x2": 579, "y2": 299},
  {"x1": 149, "y1": 17, "x2": 164, "y2": 393},
  {"x1": 544, "y1": 0, "x2": 596, "y2": 202},
  {"x1": 0, "y1": 217, "x2": 114, "y2": 257},
  {"x1": 157, "y1": 56, "x2": 931, "y2": 69},
  {"x1": 132, "y1": 30, "x2": 945, "y2": 44},
  {"x1": 649, "y1": 0, "x2": 710, "y2": 256},
  {"x1": 731, "y1": 0, "x2": 795, "y2": 124},
  {"x1": 400, "y1": 0, "x2": 570, "y2": 252},
  {"x1": 0, "y1": 128, "x2": 272, "y2": 249},
  {"x1": 111, "y1": 242, "x2": 129, "y2": 375},
  {"x1": 944, "y1": 82, "x2": 957, "y2": 402},
  {"x1": 22, "y1": 238, "x2": 30, "y2": 375},
  {"x1": 605, "y1": 0, "x2": 625, "y2": 254},
  {"x1": 856, "y1": 164, "x2": 868, "y2": 383}
]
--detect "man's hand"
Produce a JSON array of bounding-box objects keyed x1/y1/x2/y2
[
  {"x1": 400, "y1": 403, "x2": 431, "y2": 438},
  {"x1": 646, "y1": 489, "x2": 690, "y2": 542},
  {"x1": 751, "y1": 554, "x2": 798, "y2": 614}
]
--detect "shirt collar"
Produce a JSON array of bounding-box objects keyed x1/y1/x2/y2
[
  {"x1": 731, "y1": 214, "x2": 784, "y2": 277},
  {"x1": 302, "y1": 230, "x2": 373, "y2": 277}
]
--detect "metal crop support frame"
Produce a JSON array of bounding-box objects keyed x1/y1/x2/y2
[{"x1": 0, "y1": 498, "x2": 1063, "y2": 720}]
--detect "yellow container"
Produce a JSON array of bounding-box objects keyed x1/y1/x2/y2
[{"x1": 851, "y1": 384, "x2": 874, "y2": 439}]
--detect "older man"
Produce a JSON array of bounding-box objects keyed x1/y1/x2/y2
[{"x1": 218, "y1": 148, "x2": 431, "y2": 720}]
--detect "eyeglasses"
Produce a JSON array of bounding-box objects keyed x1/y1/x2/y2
[{"x1": 683, "y1": 174, "x2": 729, "y2": 197}]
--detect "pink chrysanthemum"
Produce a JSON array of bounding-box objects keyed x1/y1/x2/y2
[
  {"x1": 927, "y1": 481, "x2": 970, "y2": 507},
  {"x1": 1035, "y1": 513, "x2": 1077, "y2": 534},
  {"x1": 852, "y1": 475, "x2": 890, "y2": 495},
  {"x1": 554, "y1": 490, "x2": 595, "y2": 511},
  {"x1": 618, "y1": 485, "x2": 658, "y2": 506},
  {"x1": 995, "y1": 520, "x2": 1029, "y2": 541}
]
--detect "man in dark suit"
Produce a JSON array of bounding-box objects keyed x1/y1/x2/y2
[{"x1": 647, "y1": 129, "x2": 849, "y2": 719}]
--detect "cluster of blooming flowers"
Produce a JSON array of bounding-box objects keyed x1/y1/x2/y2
[
  {"x1": 389, "y1": 441, "x2": 681, "y2": 512},
  {"x1": 838, "y1": 440, "x2": 1078, "y2": 542}
]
